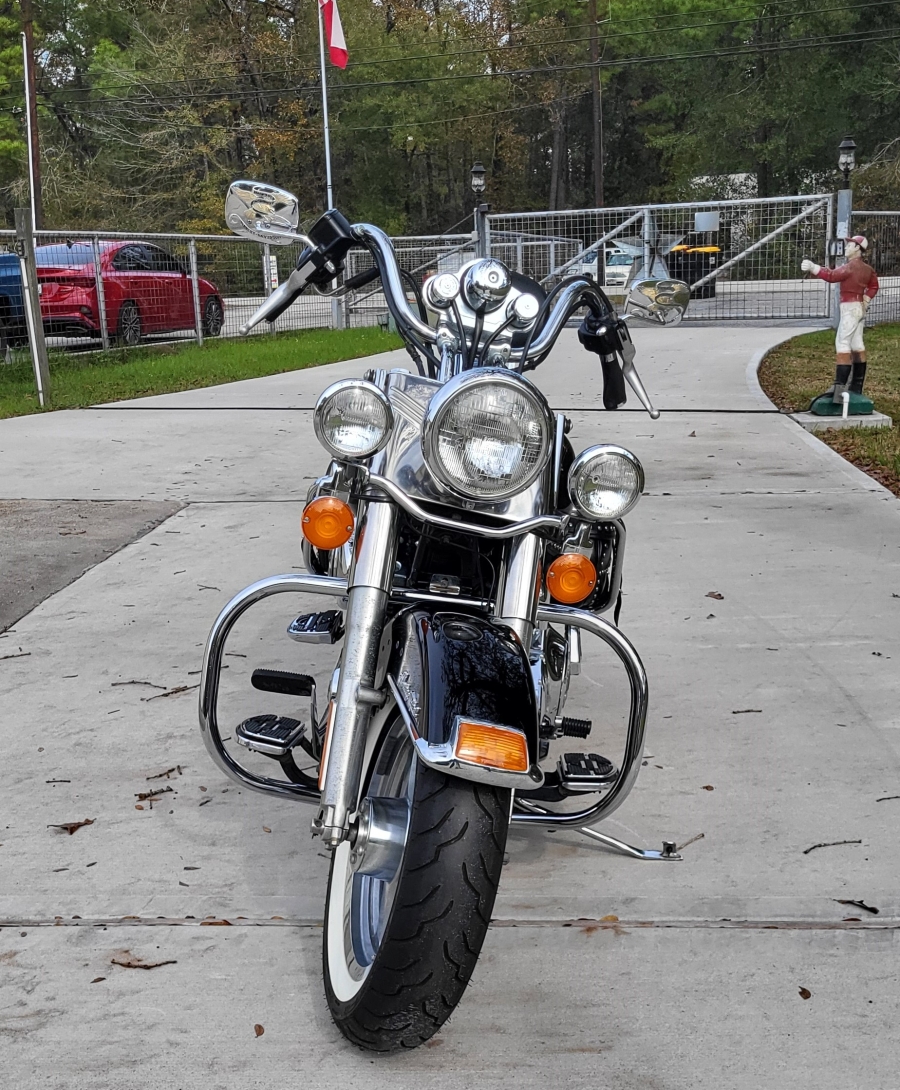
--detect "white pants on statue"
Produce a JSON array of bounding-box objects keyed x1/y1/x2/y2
[{"x1": 835, "y1": 301, "x2": 866, "y2": 354}]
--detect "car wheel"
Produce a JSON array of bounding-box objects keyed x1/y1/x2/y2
[
  {"x1": 203, "y1": 296, "x2": 224, "y2": 337},
  {"x1": 116, "y1": 301, "x2": 142, "y2": 347}
]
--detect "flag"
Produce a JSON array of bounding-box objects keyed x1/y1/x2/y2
[{"x1": 318, "y1": 0, "x2": 348, "y2": 69}]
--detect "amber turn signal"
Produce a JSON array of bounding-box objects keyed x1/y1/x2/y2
[
  {"x1": 302, "y1": 497, "x2": 354, "y2": 550},
  {"x1": 455, "y1": 720, "x2": 529, "y2": 773},
  {"x1": 546, "y1": 553, "x2": 597, "y2": 604}
]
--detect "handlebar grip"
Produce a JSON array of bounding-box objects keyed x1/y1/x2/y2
[
  {"x1": 342, "y1": 266, "x2": 381, "y2": 291},
  {"x1": 238, "y1": 259, "x2": 316, "y2": 335}
]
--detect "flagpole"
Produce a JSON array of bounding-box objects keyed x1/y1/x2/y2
[{"x1": 317, "y1": 3, "x2": 335, "y2": 211}]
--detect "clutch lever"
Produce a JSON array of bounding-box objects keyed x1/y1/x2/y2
[{"x1": 616, "y1": 321, "x2": 660, "y2": 420}]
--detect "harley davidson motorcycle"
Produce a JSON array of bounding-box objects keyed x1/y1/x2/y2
[{"x1": 199, "y1": 180, "x2": 689, "y2": 1051}]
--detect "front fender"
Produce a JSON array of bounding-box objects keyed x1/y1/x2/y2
[{"x1": 386, "y1": 608, "x2": 543, "y2": 788}]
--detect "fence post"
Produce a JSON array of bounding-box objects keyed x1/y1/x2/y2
[
  {"x1": 516, "y1": 236, "x2": 523, "y2": 273},
  {"x1": 833, "y1": 187, "x2": 852, "y2": 330},
  {"x1": 14, "y1": 206, "x2": 50, "y2": 406},
  {"x1": 188, "y1": 238, "x2": 204, "y2": 346},
  {"x1": 91, "y1": 236, "x2": 110, "y2": 350}
]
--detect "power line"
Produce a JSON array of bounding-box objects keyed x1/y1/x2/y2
[
  {"x1": 6, "y1": 23, "x2": 896, "y2": 119},
  {"x1": 7, "y1": 0, "x2": 889, "y2": 106}
]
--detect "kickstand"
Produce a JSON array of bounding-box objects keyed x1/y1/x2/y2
[{"x1": 515, "y1": 798, "x2": 682, "y2": 861}]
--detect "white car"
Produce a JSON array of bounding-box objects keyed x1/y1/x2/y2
[{"x1": 580, "y1": 247, "x2": 632, "y2": 288}]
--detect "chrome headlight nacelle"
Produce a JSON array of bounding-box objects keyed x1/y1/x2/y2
[
  {"x1": 422, "y1": 370, "x2": 554, "y2": 501},
  {"x1": 568, "y1": 445, "x2": 644, "y2": 521},
  {"x1": 314, "y1": 379, "x2": 394, "y2": 460}
]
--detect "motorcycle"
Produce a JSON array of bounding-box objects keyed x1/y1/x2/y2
[{"x1": 199, "y1": 180, "x2": 690, "y2": 1051}]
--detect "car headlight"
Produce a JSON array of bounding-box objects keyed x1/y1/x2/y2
[
  {"x1": 314, "y1": 380, "x2": 393, "y2": 460},
  {"x1": 568, "y1": 445, "x2": 644, "y2": 520},
  {"x1": 423, "y1": 371, "x2": 553, "y2": 500}
]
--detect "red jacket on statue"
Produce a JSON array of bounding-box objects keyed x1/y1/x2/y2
[{"x1": 812, "y1": 257, "x2": 879, "y2": 304}]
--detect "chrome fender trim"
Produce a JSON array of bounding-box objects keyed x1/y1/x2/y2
[
  {"x1": 198, "y1": 573, "x2": 347, "y2": 801},
  {"x1": 511, "y1": 604, "x2": 648, "y2": 828}
]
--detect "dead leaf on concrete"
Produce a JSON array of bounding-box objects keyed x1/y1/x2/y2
[
  {"x1": 705, "y1": 591, "x2": 724, "y2": 600},
  {"x1": 702, "y1": 785, "x2": 715, "y2": 791},
  {"x1": 262, "y1": 826, "x2": 271, "y2": 833},
  {"x1": 799, "y1": 987, "x2": 812, "y2": 1000},
  {"x1": 835, "y1": 898, "x2": 879, "y2": 915},
  {"x1": 688, "y1": 431, "x2": 696, "y2": 437},
  {"x1": 254, "y1": 1024, "x2": 265, "y2": 1037},
  {"x1": 48, "y1": 818, "x2": 94, "y2": 835},
  {"x1": 90, "y1": 977, "x2": 106, "y2": 984},
  {"x1": 111, "y1": 950, "x2": 177, "y2": 970}
]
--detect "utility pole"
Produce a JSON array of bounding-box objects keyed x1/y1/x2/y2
[
  {"x1": 588, "y1": 0, "x2": 604, "y2": 208},
  {"x1": 21, "y1": 0, "x2": 43, "y2": 228}
]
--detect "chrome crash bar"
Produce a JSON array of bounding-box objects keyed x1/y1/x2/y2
[
  {"x1": 198, "y1": 573, "x2": 347, "y2": 801},
  {"x1": 511, "y1": 604, "x2": 680, "y2": 861}
]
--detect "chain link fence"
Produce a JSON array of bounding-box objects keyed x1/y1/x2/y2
[
  {"x1": 851, "y1": 211, "x2": 900, "y2": 325},
  {"x1": 487, "y1": 196, "x2": 835, "y2": 321}
]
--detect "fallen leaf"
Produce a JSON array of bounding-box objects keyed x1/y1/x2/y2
[
  {"x1": 200, "y1": 919, "x2": 232, "y2": 926},
  {"x1": 688, "y1": 430, "x2": 696, "y2": 437},
  {"x1": 111, "y1": 950, "x2": 177, "y2": 970},
  {"x1": 600, "y1": 914, "x2": 619, "y2": 922},
  {"x1": 702, "y1": 785, "x2": 715, "y2": 791},
  {"x1": 90, "y1": 977, "x2": 106, "y2": 984},
  {"x1": 705, "y1": 591, "x2": 724, "y2": 600},
  {"x1": 254, "y1": 1024, "x2": 265, "y2": 1037},
  {"x1": 799, "y1": 987, "x2": 811, "y2": 1000},
  {"x1": 262, "y1": 826, "x2": 271, "y2": 833},
  {"x1": 834, "y1": 898, "x2": 879, "y2": 915},
  {"x1": 47, "y1": 818, "x2": 94, "y2": 835},
  {"x1": 706, "y1": 613, "x2": 715, "y2": 619},
  {"x1": 135, "y1": 804, "x2": 144, "y2": 811}
]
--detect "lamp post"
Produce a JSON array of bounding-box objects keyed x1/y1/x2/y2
[
  {"x1": 471, "y1": 160, "x2": 489, "y2": 258},
  {"x1": 832, "y1": 135, "x2": 857, "y2": 328},
  {"x1": 838, "y1": 135, "x2": 857, "y2": 190}
]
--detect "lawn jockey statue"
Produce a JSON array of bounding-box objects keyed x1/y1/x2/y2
[{"x1": 801, "y1": 236, "x2": 879, "y2": 415}]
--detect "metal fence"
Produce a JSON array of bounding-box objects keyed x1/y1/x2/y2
[
  {"x1": 487, "y1": 195, "x2": 835, "y2": 321},
  {"x1": 851, "y1": 211, "x2": 900, "y2": 325},
  {"x1": 3, "y1": 197, "x2": 896, "y2": 369}
]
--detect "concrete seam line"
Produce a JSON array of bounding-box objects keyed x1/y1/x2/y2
[{"x1": 3, "y1": 917, "x2": 898, "y2": 931}]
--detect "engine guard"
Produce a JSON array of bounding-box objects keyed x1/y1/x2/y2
[{"x1": 385, "y1": 608, "x2": 544, "y2": 789}]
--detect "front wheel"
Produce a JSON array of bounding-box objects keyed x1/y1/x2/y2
[{"x1": 323, "y1": 714, "x2": 510, "y2": 1051}]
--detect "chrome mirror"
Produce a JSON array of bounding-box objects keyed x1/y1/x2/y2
[
  {"x1": 624, "y1": 279, "x2": 690, "y2": 326},
  {"x1": 225, "y1": 180, "x2": 304, "y2": 246}
]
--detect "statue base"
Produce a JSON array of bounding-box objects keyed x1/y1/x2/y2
[{"x1": 809, "y1": 392, "x2": 874, "y2": 417}]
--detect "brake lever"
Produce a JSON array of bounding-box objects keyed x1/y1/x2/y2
[{"x1": 616, "y1": 321, "x2": 660, "y2": 419}]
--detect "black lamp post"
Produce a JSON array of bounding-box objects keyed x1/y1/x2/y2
[
  {"x1": 838, "y1": 135, "x2": 857, "y2": 190},
  {"x1": 470, "y1": 161, "x2": 486, "y2": 197},
  {"x1": 471, "y1": 161, "x2": 489, "y2": 257}
]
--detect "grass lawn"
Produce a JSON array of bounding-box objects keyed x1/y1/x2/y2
[
  {"x1": 0, "y1": 326, "x2": 403, "y2": 420},
  {"x1": 759, "y1": 323, "x2": 900, "y2": 497}
]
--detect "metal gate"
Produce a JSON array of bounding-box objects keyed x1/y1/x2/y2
[
  {"x1": 851, "y1": 211, "x2": 900, "y2": 324},
  {"x1": 487, "y1": 196, "x2": 835, "y2": 321}
]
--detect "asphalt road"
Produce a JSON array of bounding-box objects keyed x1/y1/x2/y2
[{"x1": 1, "y1": 323, "x2": 899, "y2": 1087}]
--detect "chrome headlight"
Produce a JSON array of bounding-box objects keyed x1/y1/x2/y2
[
  {"x1": 314, "y1": 380, "x2": 393, "y2": 460},
  {"x1": 422, "y1": 371, "x2": 553, "y2": 500},
  {"x1": 568, "y1": 445, "x2": 644, "y2": 520}
]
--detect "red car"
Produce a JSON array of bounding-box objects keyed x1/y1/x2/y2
[{"x1": 36, "y1": 241, "x2": 225, "y2": 344}]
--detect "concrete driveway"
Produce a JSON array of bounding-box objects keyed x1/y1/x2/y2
[{"x1": 1, "y1": 324, "x2": 899, "y2": 1088}]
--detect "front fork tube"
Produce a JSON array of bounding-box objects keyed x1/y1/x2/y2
[
  {"x1": 494, "y1": 532, "x2": 544, "y2": 648},
  {"x1": 315, "y1": 501, "x2": 397, "y2": 846}
]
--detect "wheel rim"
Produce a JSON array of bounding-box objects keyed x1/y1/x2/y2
[
  {"x1": 206, "y1": 299, "x2": 223, "y2": 335},
  {"x1": 120, "y1": 304, "x2": 140, "y2": 345},
  {"x1": 326, "y1": 717, "x2": 414, "y2": 1002}
]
